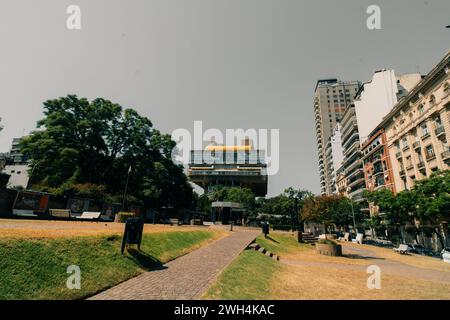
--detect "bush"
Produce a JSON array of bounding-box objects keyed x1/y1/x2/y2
[
  {"x1": 0, "y1": 173, "x2": 10, "y2": 190},
  {"x1": 272, "y1": 224, "x2": 292, "y2": 231},
  {"x1": 114, "y1": 212, "x2": 135, "y2": 223}
]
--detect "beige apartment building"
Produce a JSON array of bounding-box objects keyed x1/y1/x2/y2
[
  {"x1": 338, "y1": 103, "x2": 366, "y2": 201},
  {"x1": 379, "y1": 51, "x2": 450, "y2": 192},
  {"x1": 313, "y1": 79, "x2": 361, "y2": 195}
]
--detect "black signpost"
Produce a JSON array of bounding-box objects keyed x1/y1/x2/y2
[
  {"x1": 121, "y1": 217, "x2": 144, "y2": 254},
  {"x1": 262, "y1": 221, "x2": 269, "y2": 238}
]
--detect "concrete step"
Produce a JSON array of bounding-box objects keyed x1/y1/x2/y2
[{"x1": 248, "y1": 243, "x2": 279, "y2": 261}]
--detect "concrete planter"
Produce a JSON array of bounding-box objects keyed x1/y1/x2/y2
[
  {"x1": 190, "y1": 218, "x2": 204, "y2": 226},
  {"x1": 316, "y1": 242, "x2": 342, "y2": 256},
  {"x1": 114, "y1": 212, "x2": 135, "y2": 223}
]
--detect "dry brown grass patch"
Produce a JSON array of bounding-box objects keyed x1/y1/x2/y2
[
  {"x1": 273, "y1": 264, "x2": 450, "y2": 300},
  {"x1": 0, "y1": 219, "x2": 226, "y2": 239}
]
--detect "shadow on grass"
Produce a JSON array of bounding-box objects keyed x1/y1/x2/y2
[
  {"x1": 343, "y1": 253, "x2": 385, "y2": 261},
  {"x1": 126, "y1": 248, "x2": 167, "y2": 271},
  {"x1": 265, "y1": 235, "x2": 280, "y2": 244}
]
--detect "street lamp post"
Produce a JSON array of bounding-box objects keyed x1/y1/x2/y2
[
  {"x1": 350, "y1": 198, "x2": 356, "y2": 233},
  {"x1": 347, "y1": 187, "x2": 357, "y2": 234},
  {"x1": 122, "y1": 165, "x2": 132, "y2": 211},
  {"x1": 230, "y1": 210, "x2": 233, "y2": 231}
]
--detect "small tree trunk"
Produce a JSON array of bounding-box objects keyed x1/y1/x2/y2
[{"x1": 434, "y1": 227, "x2": 445, "y2": 250}]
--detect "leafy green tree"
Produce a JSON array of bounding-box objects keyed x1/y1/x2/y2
[
  {"x1": 331, "y1": 197, "x2": 364, "y2": 231},
  {"x1": 0, "y1": 118, "x2": 9, "y2": 189},
  {"x1": 363, "y1": 189, "x2": 411, "y2": 242},
  {"x1": 283, "y1": 187, "x2": 313, "y2": 229},
  {"x1": 413, "y1": 170, "x2": 450, "y2": 247},
  {"x1": 300, "y1": 195, "x2": 363, "y2": 233},
  {"x1": 301, "y1": 195, "x2": 339, "y2": 234},
  {"x1": 193, "y1": 193, "x2": 212, "y2": 214},
  {"x1": 21, "y1": 95, "x2": 193, "y2": 210},
  {"x1": 208, "y1": 186, "x2": 256, "y2": 210}
]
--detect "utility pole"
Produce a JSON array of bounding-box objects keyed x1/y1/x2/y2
[
  {"x1": 230, "y1": 210, "x2": 233, "y2": 231},
  {"x1": 350, "y1": 198, "x2": 356, "y2": 234},
  {"x1": 347, "y1": 187, "x2": 357, "y2": 234},
  {"x1": 122, "y1": 165, "x2": 131, "y2": 211}
]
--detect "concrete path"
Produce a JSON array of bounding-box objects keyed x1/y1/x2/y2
[{"x1": 89, "y1": 229, "x2": 259, "y2": 300}]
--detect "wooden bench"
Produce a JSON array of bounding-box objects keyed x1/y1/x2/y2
[
  {"x1": 338, "y1": 232, "x2": 350, "y2": 242},
  {"x1": 76, "y1": 212, "x2": 102, "y2": 220},
  {"x1": 352, "y1": 233, "x2": 364, "y2": 245},
  {"x1": 49, "y1": 209, "x2": 71, "y2": 219}
]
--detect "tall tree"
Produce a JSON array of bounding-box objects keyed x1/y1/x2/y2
[
  {"x1": 301, "y1": 195, "x2": 363, "y2": 233},
  {"x1": 413, "y1": 170, "x2": 450, "y2": 247},
  {"x1": 21, "y1": 95, "x2": 193, "y2": 210},
  {"x1": 0, "y1": 117, "x2": 9, "y2": 189},
  {"x1": 283, "y1": 187, "x2": 313, "y2": 229}
]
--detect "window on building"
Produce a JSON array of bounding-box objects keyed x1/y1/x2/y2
[
  {"x1": 425, "y1": 145, "x2": 435, "y2": 159},
  {"x1": 418, "y1": 104, "x2": 425, "y2": 114},
  {"x1": 444, "y1": 82, "x2": 450, "y2": 94},
  {"x1": 406, "y1": 156, "x2": 412, "y2": 167},
  {"x1": 429, "y1": 95, "x2": 436, "y2": 106},
  {"x1": 401, "y1": 136, "x2": 408, "y2": 149},
  {"x1": 417, "y1": 151, "x2": 424, "y2": 162},
  {"x1": 420, "y1": 122, "x2": 429, "y2": 137},
  {"x1": 435, "y1": 115, "x2": 442, "y2": 127}
]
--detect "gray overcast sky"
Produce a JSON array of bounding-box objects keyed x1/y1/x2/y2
[{"x1": 0, "y1": 0, "x2": 449, "y2": 196}]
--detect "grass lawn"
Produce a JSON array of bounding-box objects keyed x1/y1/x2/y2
[
  {"x1": 0, "y1": 230, "x2": 220, "y2": 300},
  {"x1": 203, "y1": 249, "x2": 279, "y2": 300},
  {"x1": 256, "y1": 232, "x2": 311, "y2": 255},
  {"x1": 204, "y1": 232, "x2": 304, "y2": 300},
  {"x1": 204, "y1": 232, "x2": 450, "y2": 300}
]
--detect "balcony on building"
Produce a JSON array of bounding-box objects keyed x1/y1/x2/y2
[
  {"x1": 426, "y1": 150, "x2": 436, "y2": 161},
  {"x1": 413, "y1": 141, "x2": 421, "y2": 150},
  {"x1": 441, "y1": 149, "x2": 450, "y2": 162},
  {"x1": 348, "y1": 188, "x2": 365, "y2": 201},
  {"x1": 421, "y1": 131, "x2": 431, "y2": 140},
  {"x1": 417, "y1": 161, "x2": 426, "y2": 170},
  {"x1": 435, "y1": 125, "x2": 446, "y2": 138},
  {"x1": 373, "y1": 164, "x2": 384, "y2": 176}
]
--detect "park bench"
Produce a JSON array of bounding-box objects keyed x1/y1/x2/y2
[
  {"x1": 352, "y1": 233, "x2": 364, "y2": 245},
  {"x1": 76, "y1": 211, "x2": 102, "y2": 221},
  {"x1": 49, "y1": 209, "x2": 71, "y2": 219},
  {"x1": 338, "y1": 232, "x2": 350, "y2": 242},
  {"x1": 393, "y1": 244, "x2": 409, "y2": 254}
]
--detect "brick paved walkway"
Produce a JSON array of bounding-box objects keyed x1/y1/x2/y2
[{"x1": 89, "y1": 229, "x2": 259, "y2": 300}]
